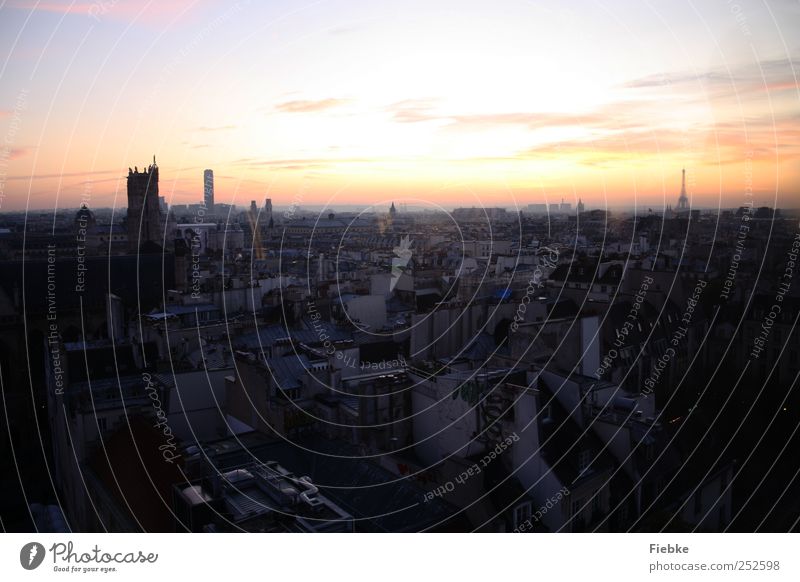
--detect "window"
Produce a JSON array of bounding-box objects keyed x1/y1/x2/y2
[{"x1": 514, "y1": 503, "x2": 532, "y2": 529}]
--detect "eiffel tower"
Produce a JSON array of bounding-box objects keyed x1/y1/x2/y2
[{"x1": 677, "y1": 168, "x2": 689, "y2": 210}]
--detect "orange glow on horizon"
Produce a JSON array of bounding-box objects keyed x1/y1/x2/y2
[{"x1": 0, "y1": 0, "x2": 797, "y2": 211}]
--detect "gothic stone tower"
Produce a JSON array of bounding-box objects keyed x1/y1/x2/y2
[{"x1": 127, "y1": 157, "x2": 162, "y2": 252}]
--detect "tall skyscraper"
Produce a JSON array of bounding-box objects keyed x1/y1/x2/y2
[
  {"x1": 204, "y1": 169, "x2": 214, "y2": 210},
  {"x1": 677, "y1": 168, "x2": 689, "y2": 211},
  {"x1": 127, "y1": 157, "x2": 163, "y2": 252}
]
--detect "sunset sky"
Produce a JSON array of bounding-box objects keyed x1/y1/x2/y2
[{"x1": 0, "y1": 0, "x2": 798, "y2": 212}]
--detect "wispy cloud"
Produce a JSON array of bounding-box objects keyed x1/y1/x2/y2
[
  {"x1": 231, "y1": 155, "x2": 375, "y2": 171},
  {"x1": 623, "y1": 58, "x2": 800, "y2": 99},
  {"x1": 8, "y1": 0, "x2": 213, "y2": 26},
  {"x1": 386, "y1": 56, "x2": 798, "y2": 140},
  {"x1": 510, "y1": 118, "x2": 800, "y2": 168},
  {"x1": 274, "y1": 98, "x2": 350, "y2": 113},
  {"x1": 327, "y1": 24, "x2": 362, "y2": 36},
  {"x1": 387, "y1": 98, "x2": 655, "y2": 133},
  {"x1": 8, "y1": 1, "x2": 99, "y2": 17},
  {"x1": 4, "y1": 168, "x2": 118, "y2": 181},
  {"x1": 7, "y1": 147, "x2": 34, "y2": 160},
  {"x1": 449, "y1": 111, "x2": 615, "y2": 131},
  {"x1": 195, "y1": 124, "x2": 237, "y2": 132},
  {"x1": 387, "y1": 98, "x2": 442, "y2": 123}
]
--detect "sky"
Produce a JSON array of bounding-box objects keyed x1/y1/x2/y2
[{"x1": 0, "y1": 0, "x2": 798, "y2": 212}]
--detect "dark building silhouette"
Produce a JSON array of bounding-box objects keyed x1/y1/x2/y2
[
  {"x1": 127, "y1": 157, "x2": 162, "y2": 252},
  {"x1": 74, "y1": 204, "x2": 96, "y2": 233},
  {"x1": 203, "y1": 169, "x2": 214, "y2": 211}
]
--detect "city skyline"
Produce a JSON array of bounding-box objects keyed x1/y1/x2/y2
[
  {"x1": 2, "y1": 0, "x2": 800, "y2": 548},
  {"x1": 0, "y1": 0, "x2": 798, "y2": 211}
]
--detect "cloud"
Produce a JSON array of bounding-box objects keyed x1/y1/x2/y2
[
  {"x1": 7, "y1": 147, "x2": 34, "y2": 160},
  {"x1": 386, "y1": 56, "x2": 798, "y2": 140},
  {"x1": 4, "y1": 168, "x2": 119, "y2": 181},
  {"x1": 449, "y1": 111, "x2": 616, "y2": 132},
  {"x1": 8, "y1": 1, "x2": 101, "y2": 17},
  {"x1": 508, "y1": 118, "x2": 800, "y2": 168},
  {"x1": 195, "y1": 124, "x2": 237, "y2": 132},
  {"x1": 386, "y1": 98, "x2": 442, "y2": 123},
  {"x1": 274, "y1": 98, "x2": 350, "y2": 113},
  {"x1": 622, "y1": 71, "x2": 726, "y2": 90},
  {"x1": 231, "y1": 156, "x2": 375, "y2": 171},
  {"x1": 327, "y1": 24, "x2": 362, "y2": 36},
  {"x1": 8, "y1": 0, "x2": 213, "y2": 26},
  {"x1": 386, "y1": 97, "x2": 659, "y2": 136},
  {"x1": 622, "y1": 58, "x2": 800, "y2": 100}
]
